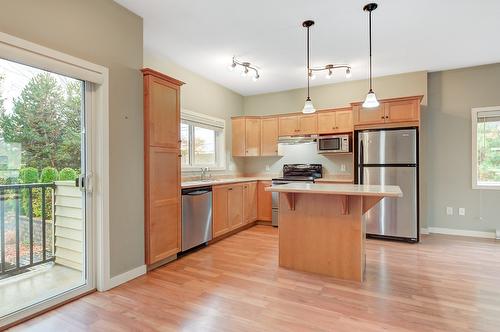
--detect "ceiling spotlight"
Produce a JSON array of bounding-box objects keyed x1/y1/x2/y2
[
  {"x1": 241, "y1": 67, "x2": 249, "y2": 77},
  {"x1": 345, "y1": 67, "x2": 352, "y2": 79},
  {"x1": 325, "y1": 69, "x2": 333, "y2": 79},
  {"x1": 230, "y1": 56, "x2": 260, "y2": 81}
]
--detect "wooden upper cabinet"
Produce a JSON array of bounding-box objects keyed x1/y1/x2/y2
[
  {"x1": 257, "y1": 181, "x2": 272, "y2": 222},
  {"x1": 245, "y1": 118, "x2": 261, "y2": 156},
  {"x1": 335, "y1": 110, "x2": 353, "y2": 132},
  {"x1": 384, "y1": 98, "x2": 420, "y2": 123},
  {"x1": 261, "y1": 117, "x2": 279, "y2": 156},
  {"x1": 279, "y1": 115, "x2": 299, "y2": 136},
  {"x1": 243, "y1": 182, "x2": 258, "y2": 224},
  {"x1": 353, "y1": 104, "x2": 385, "y2": 126},
  {"x1": 297, "y1": 114, "x2": 318, "y2": 135},
  {"x1": 146, "y1": 75, "x2": 181, "y2": 149},
  {"x1": 142, "y1": 68, "x2": 184, "y2": 266},
  {"x1": 352, "y1": 95, "x2": 423, "y2": 127},
  {"x1": 278, "y1": 114, "x2": 317, "y2": 136},
  {"x1": 317, "y1": 112, "x2": 337, "y2": 134},
  {"x1": 317, "y1": 108, "x2": 353, "y2": 134},
  {"x1": 232, "y1": 118, "x2": 246, "y2": 157}
]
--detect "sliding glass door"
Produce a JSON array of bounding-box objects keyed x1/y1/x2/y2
[{"x1": 0, "y1": 57, "x2": 93, "y2": 322}]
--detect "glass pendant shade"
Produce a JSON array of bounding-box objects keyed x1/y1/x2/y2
[
  {"x1": 302, "y1": 97, "x2": 316, "y2": 114},
  {"x1": 362, "y1": 90, "x2": 379, "y2": 108}
]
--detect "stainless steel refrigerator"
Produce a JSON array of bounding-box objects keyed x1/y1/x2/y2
[{"x1": 355, "y1": 128, "x2": 419, "y2": 242}]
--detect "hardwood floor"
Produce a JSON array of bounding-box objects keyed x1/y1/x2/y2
[{"x1": 9, "y1": 225, "x2": 500, "y2": 331}]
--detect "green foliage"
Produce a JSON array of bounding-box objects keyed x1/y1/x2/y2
[
  {"x1": 20, "y1": 167, "x2": 39, "y2": 184},
  {"x1": 19, "y1": 167, "x2": 39, "y2": 215},
  {"x1": 40, "y1": 167, "x2": 58, "y2": 183},
  {"x1": 477, "y1": 121, "x2": 500, "y2": 182},
  {"x1": 0, "y1": 73, "x2": 82, "y2": 170},
  {"x1": 59, "y1": 167, "x2": 77, "y2": 181}
]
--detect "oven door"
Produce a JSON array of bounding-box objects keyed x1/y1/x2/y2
[{"x1": 318, "y1": 137, "x2": 341, "y2": 152}]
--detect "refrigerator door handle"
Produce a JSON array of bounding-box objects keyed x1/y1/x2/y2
[{"x1": 359, "y1": 139, "x2": 364, "y2": 184}]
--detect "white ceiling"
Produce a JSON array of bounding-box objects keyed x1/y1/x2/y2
[{"x1": 116, "y1": 0, "x2": 500, "y2": 96}]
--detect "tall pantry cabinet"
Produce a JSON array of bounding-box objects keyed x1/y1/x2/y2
[{"x1": 142, "y1": 68, "x2": 184, "y2": 266}]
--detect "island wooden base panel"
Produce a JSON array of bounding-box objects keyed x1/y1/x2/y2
[
  {"x1": 279, "y1": 193, "x2": 365, "y2": 282},
  {"x1": 9, "y1": 226, "x2": 500, "y2": 332}
]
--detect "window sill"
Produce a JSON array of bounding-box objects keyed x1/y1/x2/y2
[
  {"x1": 473, "y1": 183, "x2": 500, "y2": 190},
  {"x1": 182, "y1": 166, "x2": 227, "y2": 173}
]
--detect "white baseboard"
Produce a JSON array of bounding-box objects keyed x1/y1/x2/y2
[
  {"x1": 105, "y1": 265, "x2": 147, "y2": 291},
  {"x1": 426, "y1": 227, "x2": 496, "y2": 239},
  {"x1": 420, "y1": 228, "x2": 429, "y2": 235}
]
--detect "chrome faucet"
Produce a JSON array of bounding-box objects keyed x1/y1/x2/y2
[{"x1": 200, "y1": 167, "x2": 209, "y2": 181}]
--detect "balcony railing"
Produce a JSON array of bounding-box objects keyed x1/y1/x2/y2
[{"x1": 0, "y1": 183, "x2": 56, "y2": 277}]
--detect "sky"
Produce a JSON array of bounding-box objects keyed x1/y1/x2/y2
[{"x1": 0, "y1": 58, "x2": 80, "y2": 113}]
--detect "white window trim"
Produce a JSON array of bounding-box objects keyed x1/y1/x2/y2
[
  {"x1": 181, "y1": 109, "x2": 226, "y2": 172},
  {"x1": 471, "y1": 106, "x2": 500, "y2": 190},
  {"x1": 0, "y1": 32, "x2": 111, "y2": 327}
]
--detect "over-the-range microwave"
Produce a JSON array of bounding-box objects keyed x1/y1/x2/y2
[{"x1": 317, "y1": 134, "x2": 351, "y2": 153}]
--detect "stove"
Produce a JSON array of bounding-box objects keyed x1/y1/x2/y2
[
  {"x1": 272, "y1": 164, "x2": 323, "y2": 183},
  {"x1": 271, "y1": 164, "x2": 323, "y2": 226}
]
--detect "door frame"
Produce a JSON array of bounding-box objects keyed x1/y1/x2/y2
[{"x1": 0, "y1": 32, "x2": 111, "y2": 326}]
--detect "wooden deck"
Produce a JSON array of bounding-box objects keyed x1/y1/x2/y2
[{"x1": 9, "y1": 225, "x2": 500, "y2": 331}]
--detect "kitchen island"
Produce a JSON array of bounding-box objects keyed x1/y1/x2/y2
[{"x1": 266, "y1": 183, "x2": 402, "y2": 282}]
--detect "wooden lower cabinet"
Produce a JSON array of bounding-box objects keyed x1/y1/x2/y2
[
  {"x1": 228, "y1": 185, "x2": 244, "y2": 229},
  {"x1": 257, "y1": 181, "x2": 272, "y2": 221},
  {"x1": 146, "y1": 147, "x2": 181, "y2": 264},
  {"x1": 243, "y1": 182, "x2": 258, "y2": 223},
  {"x1": 212, "y1": 181, "x2": 260, "y2": 239},
  {"x1": 213, "y1": 185, "x2": 230, "y2": 238}
]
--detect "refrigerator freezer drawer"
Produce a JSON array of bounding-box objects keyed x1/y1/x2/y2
[{"x1": 361, "y1": 166, "x2": 418, "y2": 239}]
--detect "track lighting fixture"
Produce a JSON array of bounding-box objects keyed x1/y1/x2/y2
[
  {"x1": 229, "y1": 56, "x2": 260, "y2": 81},
  {"x1": 308, "y1": 64, "x2": 352, "y2": 81}
]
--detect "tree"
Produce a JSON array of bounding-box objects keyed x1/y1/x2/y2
[
  {"x1": 0, "y1": 73, "x2": 82, "y2": 170},
  {"x1": 56, "y1": 81, "x2": 82, "y2": 169}
]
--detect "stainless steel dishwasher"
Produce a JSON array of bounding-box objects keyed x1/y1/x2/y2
[{"x1": 181, "y1": 186, "x2": 213, "y2": 251}]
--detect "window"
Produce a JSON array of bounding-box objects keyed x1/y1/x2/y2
[
  {"x1": 181, "y1": 110, "x2": 225, "y2": 170},
  {"x1": 472, "y1": 106, "x2": 500, "y2": 189}
]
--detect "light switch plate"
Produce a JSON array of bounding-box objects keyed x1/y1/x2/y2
[
  {"x1": 446, "y1": 207, "x2": 453, "y2": 215},
  {"x1": 459, "y1": 208, "x2": 465, "y2": 216}
]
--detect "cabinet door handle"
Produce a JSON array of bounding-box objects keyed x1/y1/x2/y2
[
  {"x1": 380, "y1": 116, "x2": 385, "y2": 119},
  {"x1": 228, "y1": 188, "x2": 233, "y2": 191},
  {"x1": 385, "y1": 116, "x2": 389, "y2": 119}
]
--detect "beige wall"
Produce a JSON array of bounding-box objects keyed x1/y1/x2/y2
[
  {"x1": 424, "y1": 63, "x2": 500, "y2": 233},
  {"x1": 0, "y1": 0, "x2": 144, "y2": 277},
  {"x1": 243, "y1": 71, "x2": 428, "y2": 116},
  {"x1": 144, "y1": 51, "x2": 245, "y2": 176}
]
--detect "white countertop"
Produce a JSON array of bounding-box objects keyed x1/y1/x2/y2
[
  {"x1": 181, "y1": 177, "x2": 271, "y2": 189},
  {"x1": 265, "y1": 182, "x2": 402, "y2": 198}
]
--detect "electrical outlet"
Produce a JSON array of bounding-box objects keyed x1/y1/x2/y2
[
  {"x1": 459, "y1": 208, "x2": 465, "y2": 216},
  {"x1": 265, "y1": 165, "x2": 270, "y2": 171},
  {"x1": 446, "y1": 207, "x2": 453, "y2": 216},
  {"x1": 340, "y1": 164, "x2": 346, "y2": 172}
]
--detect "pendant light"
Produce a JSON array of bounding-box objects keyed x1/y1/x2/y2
[
  {"x1": 302, "y1": 20, "x2": 316, "y2": 114},
  {"x1": 363, "y1": 3, "x2": 379, "y2": 108}
]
